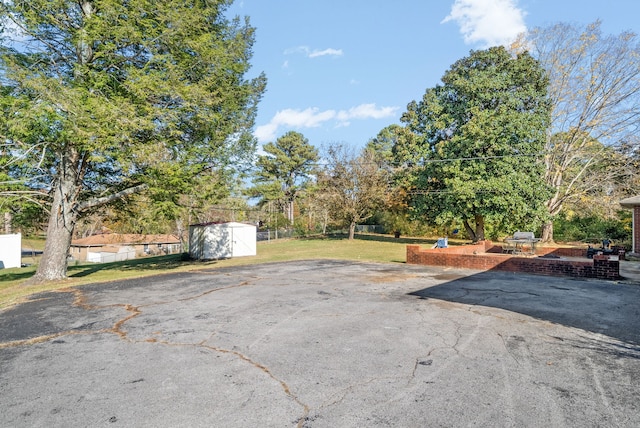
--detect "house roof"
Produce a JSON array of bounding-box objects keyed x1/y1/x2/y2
[
  {"x1": 71, "y1": 233, "x2": 180, "y2": 247},
  {"x1": 94, "y1": 245, "x2": 124, "y2": 253},
  {"x1": 620, "y1": 196, "x2": 640, "y2": 208}
]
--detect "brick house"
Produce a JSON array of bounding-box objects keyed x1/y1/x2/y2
[{"x1": 70, "y1": 233, "x2": 182, "y2": 263}]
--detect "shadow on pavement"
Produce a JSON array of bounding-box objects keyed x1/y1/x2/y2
[
  {"x1": 67, "y1": 254, "x2": 198, "y2": 278},
  {"x1": 409, "y1": 270, "x2": 640, "y2": 348}
]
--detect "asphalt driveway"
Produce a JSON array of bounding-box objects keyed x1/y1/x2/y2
[{"x1": 1, "y1": 260, "x2": 639, "y2": 427}]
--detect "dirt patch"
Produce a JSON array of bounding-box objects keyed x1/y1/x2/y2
[{"x1": 368, "y1": 273, "x2": 418, "y2": 283}]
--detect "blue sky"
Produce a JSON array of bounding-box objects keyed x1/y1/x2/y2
[{"x1": 228, "y1": 0, "x2": 640, "y2": 151}]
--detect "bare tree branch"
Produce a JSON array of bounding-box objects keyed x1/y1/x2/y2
[{"x1": 521, "y1": 21, "x2": 640, "y2": 240}]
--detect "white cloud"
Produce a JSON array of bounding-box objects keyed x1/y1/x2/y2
[
  {"x1": 254, "y1": 123, "x2": 280, "y2": 143},
  {"x1": 255, "y1": 108, "x2": 335, "y2": 142},
  {"x1": 309, "y1": 48, "x2": 343, "y2": 58},
  {"x1": 284, "y1": 45, "x2": 343, "y2": 58},
  {"x1": 276, "y1": 107, "x2": 337, "y2": 128},
  {"x1": 337, "y1": 104, "x2": 398, "y2": 121},
  {"x1": 255, "y1": 104, "x2": 399, "y2": 142},
  {"x1": 283, "y1": 46, "x2": 309, "y2": 55},
  {"x1": 442, "y1": 0, "x2": 527, "y2": 47}
]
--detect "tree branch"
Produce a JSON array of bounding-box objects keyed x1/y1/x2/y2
[{"x1": 76, "y1": 183, "x2": 148, "y2": 213}]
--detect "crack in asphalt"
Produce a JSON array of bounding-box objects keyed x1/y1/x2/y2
[
  {"x1": 410, "y1": 353, "x2": 435, "y2": 381},
  {"x1": 197, "y1": 342, "x2": 311, "y2": 427},
  {"x1": 138, "y1": 336, "x2": 311, "y2": 428},
  {"x1": 0, "y1": 287, "x2": 137, "y2": 349},
  {"x1": 0, "y1": 278, "x2": 311, "y2": 427},
  {"x1": 496, "y1": 332, "x2": 522, "y2": 367},
  {"x1": 584, "y1": 354, "x2": 619, "y2": 426},
  {"x1": 317, "y1": 377, "x2": 383, "y2": 412},
  {"x1": 177, "y1": 280, "x2": 255, "y2": 302}
]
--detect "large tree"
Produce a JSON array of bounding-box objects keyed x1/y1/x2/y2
[
  {"x1": 0, "y1": 0, "x2": 265, "y2": 281},
  {"x1": 319, "y1": 144, "x2": 389, "y2": 240},
  {"x1": 364, "y1": 125, "x2": 414, "y2": 235},
  {"x1": 398, "y1": 46, "x2": 551, "y2": 241},
  {"x1": 519, "y1": 22, "x2": 640, "y2": 242},
  {"x1": 249, "y1": 131, "x2": 318, "y2": 225}
]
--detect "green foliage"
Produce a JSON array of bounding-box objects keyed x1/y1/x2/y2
[
  {"x1": 365, "y1": 125, "x2": 403, "y2": 169},
  {"x1": 259, "y1": 211, "x2": 288, "y2": 230},
  {"x1": 319, "y1": 144, "x2": 389, "y2": 239},
  {"x1": 249, "y1": 131, "x2": 318, "y2": 223},
  {"x1": 9, "y1": 202, "x2": 47, "y2": 235},
  {"x1": 553, "y1": 210, "x2": 632, "y2": 248},
  {"x1": 378, "y1": 211, "x2": 437, "y2": 237},
  {"x1": 0, "y1": 0, "x2": 266, "y2": 280},
  {"x1": 0, "y1": 162, "x2": 47, "y2": 234},
  {"x1": 292, "y1": 216, "x2": 313, "y2": 237},
  {"x1": 396, "y1": 46, "x2": 552, "y2": 241},
  {"x1": 1, "y1": 0, "x2": 265, "y2": 205}
]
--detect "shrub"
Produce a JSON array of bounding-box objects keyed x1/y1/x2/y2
[{"x1": 553, "y1": 210, "x2": 631, "y2": 248}]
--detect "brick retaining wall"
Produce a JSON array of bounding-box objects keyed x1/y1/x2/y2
[{"x1": 406, "y1": 241, "x2": 620, "y2": 280}]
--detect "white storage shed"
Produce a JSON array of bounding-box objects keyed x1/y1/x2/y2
[
  {"x1": 0, "y1": 233, "x2": 21, "y2": 269},
  {"x1": 189, "y1": 222, "x2": 256, "y2": 260}
]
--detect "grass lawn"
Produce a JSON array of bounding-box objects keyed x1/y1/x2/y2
[{"x1": 0, "y1": 234, "x2": 438, "y2": 310}]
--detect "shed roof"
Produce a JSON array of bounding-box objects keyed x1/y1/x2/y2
[
  {"x1": 190, "y1": 222, "x2": 256, "y2": 228},
  {"x1": 619, "y1": 195, "x2": 640, "y2": 208}
]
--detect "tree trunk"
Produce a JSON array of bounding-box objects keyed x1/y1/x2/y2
[
  {"x1": 541, "y1": 220, "x2": 554, "y2": 243},
  {"x1": 463, "y1": 220, "x2": 475, "y2": 241},
  {"x1": 30, "y1": 160, "x2": 81, "y2": 283},
  {"x1": 348, "y1": 221, "x2": 356, "y2": 240},
  {"x1": 288, "y1": 200, "x2": 294, "y2": 225},
  {"x1": 541, "y1": 197, "x2": 561, "y2": 243},
  {"x1": 175, "y1": 219, "x2": 186, "y2": 252},
  {"x1": 474, "y1": 214, "x2": 485, "y2": 241},
  {"x1": 463, "y1": 214, "x2": 485, "y2": 242},
  {"x1": 321, "y1": 211, "x2": 328, "y2": 234},
  {"x1": 4, "y1": 212, "x2": 12, "y2": 234}
]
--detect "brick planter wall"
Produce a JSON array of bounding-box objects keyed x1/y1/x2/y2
[{"x1": 407, "y1": 241, "x2": 620, "y2": 280}]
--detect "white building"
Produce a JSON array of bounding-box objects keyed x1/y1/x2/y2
[
  {"x1": 189, "y1": 222, "x2": 257, "y2": 260},
  {"x1": 0, "y1": 233, "x2": 22, "y2": 269}
]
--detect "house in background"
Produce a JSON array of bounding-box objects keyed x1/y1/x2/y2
[
  {"x1": 70, "y1": 233, "x2": 182, "y2": 263},
  {"x1": 189, "y1": 222, "x2": 256, "y2": 260},
  {"x1": 0, "y1": 233, "x2": 21, "y2": 269}
]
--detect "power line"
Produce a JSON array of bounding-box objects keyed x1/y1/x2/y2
[{"x1": 258, "y1": 151, "x2": 547, "y2": 169}]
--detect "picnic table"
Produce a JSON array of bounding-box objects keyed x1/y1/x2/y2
[{"x1": 503, "y1": 232, "x2": 540, "y2": 255}]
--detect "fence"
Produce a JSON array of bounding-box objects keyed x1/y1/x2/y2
[
  {"x1": 256, "y1": 229, "x2": 296, "y2": 241},
  {"x1": 256, "y1": 225, "x2": 385, "y2": 241},
  {"x1": 355, "y1": 225, "x2": 384, "y2": 233}
]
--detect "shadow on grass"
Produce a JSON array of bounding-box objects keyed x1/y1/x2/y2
[
  {"x1": 68, "y1": 253, "x2": 205, "y2": 278},
  {"x1": 0, "y1": 268, "x2": 37, "y2": 282},
  {"x1": 309, "y1": 233, "x2": 441, "y2": 246},
  {"x1": 3, "y1": 234, "x2": 444, "y2": 283},
  {"x1": 1, "y1": 255, "x2": 195, "y2": 283}
]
